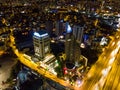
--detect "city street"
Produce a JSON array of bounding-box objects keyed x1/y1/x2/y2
[
  {"x1": 0, "y1": 1, "x2": 120, "y2": 90},
  {"x1": 81, "y1": 31, "x2": 120, "y2": 90},
  {"x1": 102, "y1": 39, "x2": 120, "y2": 90}
]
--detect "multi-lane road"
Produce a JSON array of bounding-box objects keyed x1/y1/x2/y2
[
  {"x1": 81, "y1": 31, "x2": 120, "y2": 90},
  {"x1": 102, "y1": 39, "x2": 120, "y2": 90}
]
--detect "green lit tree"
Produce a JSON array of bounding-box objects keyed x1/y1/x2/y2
[{"x1": 55, "y1": 56, "x2": 64, "y2": 78}]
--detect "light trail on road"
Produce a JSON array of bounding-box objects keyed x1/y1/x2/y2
[{"x1": 81, "y1": 31, "x2": 120, "y2": 90}]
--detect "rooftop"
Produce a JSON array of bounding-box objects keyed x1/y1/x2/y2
[{"x1": 33, "y1": 30, "x2": 49, "y2": 38}]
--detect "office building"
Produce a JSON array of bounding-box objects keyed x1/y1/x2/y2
[
  {"x1": 55, "y1": 21, "x2": 66, "y2": 36},
  {"x1": 33, "y1": 30, "x2": 50, "y2": 59},
  {"x1": 65, "y1": 23, "x2": 81, "y2": 67},
  {"x1": 45, "y1": 20, "x2": 54, "y2": 34},
  {"x1": 72, "y1": 24, "x2": 84, "y2": 44},
  {"x1": 33, "y1": 30, "x2": 56, "y2": 75}
]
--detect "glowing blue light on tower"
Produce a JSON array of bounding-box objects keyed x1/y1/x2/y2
[{"x1": 66, "y1": 22, "x2": 72, "y2": 33}]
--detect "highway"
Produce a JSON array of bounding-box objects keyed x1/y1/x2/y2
[
  {"x1": 102, "y1": 41, "x2": 120, "y2": 90},
  {"x1": 81, "y1": 31, "x2": 120, "y2": 90}
]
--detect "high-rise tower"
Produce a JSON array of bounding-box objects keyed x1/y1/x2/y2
[
  {"x1": 33, "y1": 30, "x2": 50, "y2": 60},
  {"x1": 65, "y1": 33, "x2": 75, "y2": 62},
  {"x1": 72, "y1": 24, "x2": 84, "y2": 43},
  {"x1": 65, "y1": 23, "x2": 81, "y2": 68},
  {"x1": 55, "y1": 21, "x2": 66, "y2": 36}
]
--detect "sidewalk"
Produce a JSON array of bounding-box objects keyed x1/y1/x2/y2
[{"x1": 0, "y1": 57, "x2": 16, "y2": 90}]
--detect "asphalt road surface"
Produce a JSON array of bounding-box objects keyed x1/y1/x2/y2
[{"x1": 81, "y1": 31, "x2": 120, "y2": 90}]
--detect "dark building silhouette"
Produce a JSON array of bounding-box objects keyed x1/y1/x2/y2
[{"x1": 65, "y1": 23, "x2": 81, "y2": 68}]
